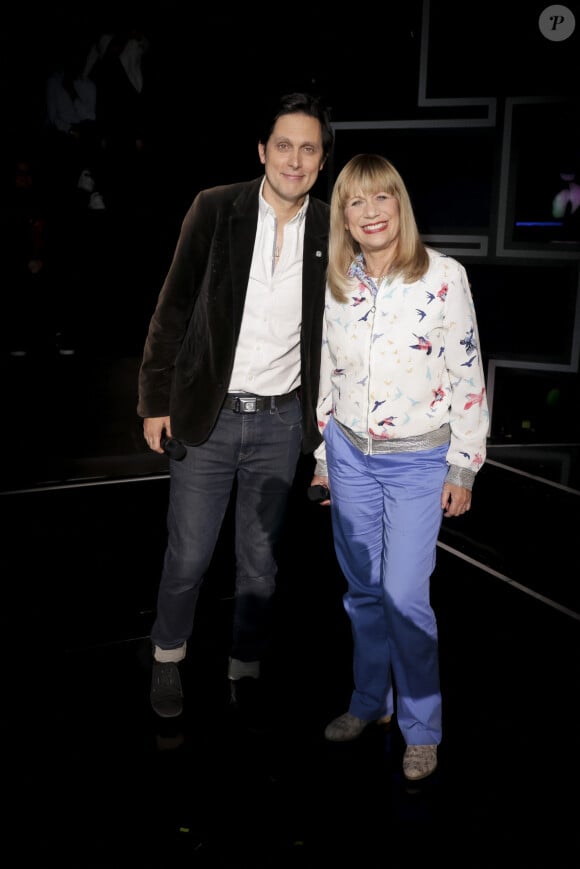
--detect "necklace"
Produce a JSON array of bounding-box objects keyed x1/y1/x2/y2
[
  {"x1": 370, "y1": 271, "x2": 392, "y2": 285},
  {"x1": 365, "y1": 259, "x2": 393, "y2": 283}
]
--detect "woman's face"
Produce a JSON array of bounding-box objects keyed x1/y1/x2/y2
[{"x1": 344, "y1": 190, "x2": 400, "y2": 256}]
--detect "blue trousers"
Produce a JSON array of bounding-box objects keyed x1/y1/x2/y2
[
  {"x1": 151, "y1": 396, "x2": 302, "y2": 662},
  {"x1": 324, "y1": 418, "x2": 447, "y2": 745}
]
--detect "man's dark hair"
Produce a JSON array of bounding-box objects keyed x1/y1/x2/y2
[{"x1": 258, "y1": 92, "x2": 334, "y2": 161}]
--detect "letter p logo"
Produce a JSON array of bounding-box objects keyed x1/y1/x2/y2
[{"x1": 539, "y1": 5, "x2": 576, "y2": 41}]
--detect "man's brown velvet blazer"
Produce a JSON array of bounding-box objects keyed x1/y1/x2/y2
[{"x1": 137, "y1": 176, "x2": 329, "y2": 454}]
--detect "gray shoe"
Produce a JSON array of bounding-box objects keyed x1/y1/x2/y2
[
  {"x1": 325, "y1": 712, "x2": 369, "y2": 742},
  {"x1": 324, "y1": 711, "x2": 392, "y2": 742},
  {"x1": 150, "y1": 662, "x2": 183, "y2": 718},
  {"x1": 402, "y1": 744, "x2": 438, "y2": 780}
]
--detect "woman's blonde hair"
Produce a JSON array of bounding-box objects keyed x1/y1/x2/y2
[{"x1": 327, "y1": 153, "x2": 429, "y2": 302}]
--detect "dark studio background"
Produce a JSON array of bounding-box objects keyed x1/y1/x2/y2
[
  {"x1": 2, "y1": 3, "x2": 580, "y2": 867},
  {"x1": 2, "y1": 0, "x2": 579, "y2": 441}
]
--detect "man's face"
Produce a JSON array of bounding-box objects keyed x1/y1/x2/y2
[{"x1": 258, "y1": 112, "x2": 325, "y2": 206}]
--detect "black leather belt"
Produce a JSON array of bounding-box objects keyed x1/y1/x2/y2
[{"x1": 223, "y1": 390, "x2": 298, "y2": 413}]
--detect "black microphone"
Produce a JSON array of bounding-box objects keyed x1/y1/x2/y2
[
  {"x1": 307, "y1": 484, "x2": 330, "y2": 503},
  {"x1": 160, "y1": 436, "x2": 187, "y2": 461}
]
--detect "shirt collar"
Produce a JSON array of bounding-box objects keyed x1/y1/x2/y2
[{"x1": 258, "y1": 176, "x2": 309, "y2": 224}]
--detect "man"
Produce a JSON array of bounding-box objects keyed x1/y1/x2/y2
[{"x1": 138, "y1": 92, "x2": 334, "y2": 723}]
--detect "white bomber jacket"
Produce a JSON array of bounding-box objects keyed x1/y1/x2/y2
[{"x1": 314, "y1": 248, "x2": 489, "y2": 489}]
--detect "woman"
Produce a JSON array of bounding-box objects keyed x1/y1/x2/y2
[{"x1": 311, "y1": 154, "x2": 488, "y2": 781}]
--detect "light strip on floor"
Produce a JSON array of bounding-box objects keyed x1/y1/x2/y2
[
  {"x1": 437, "y1": 540, "x2": 580, "y2": 622},
  {"x1": 486, "y1": 458, "x2": 580, "y2": 496}
]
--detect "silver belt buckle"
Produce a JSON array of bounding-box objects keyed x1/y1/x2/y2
[{"x1": 237, "y1": 396, "x2": 257, "y2": 413}]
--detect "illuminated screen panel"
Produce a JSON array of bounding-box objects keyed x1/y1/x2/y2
[{"x1": 503, "y1": 99, "x2": 580, "y2": 256}]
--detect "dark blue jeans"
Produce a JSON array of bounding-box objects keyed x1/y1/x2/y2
[{"x1": 151, "y1": 395, "x2": 302, "y2": 663}]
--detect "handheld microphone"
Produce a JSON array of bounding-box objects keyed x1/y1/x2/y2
[
  {"x1": 307, "y1": 484, "x2": 330, "y2": 503},
  {"x1": 160, "y1": 436, "x2": 187, "y2": 461}
]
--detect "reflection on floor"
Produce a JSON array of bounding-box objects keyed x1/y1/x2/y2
[{"x1": 2, "y1": 353, "x2": 580, "y2": 866}]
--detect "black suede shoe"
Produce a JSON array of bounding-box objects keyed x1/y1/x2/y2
[
  {"x1": 229, "y1": 677, "x2": 270, "y2": 734},
  {"x1": 150, "y1": 662, "x2": 183, "y2": 718}
]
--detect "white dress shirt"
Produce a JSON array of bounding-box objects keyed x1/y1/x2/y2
[{"x1": 229, "y1": 178, "x2": 308, "y2": 396}]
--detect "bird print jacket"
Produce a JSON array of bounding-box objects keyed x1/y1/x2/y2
[{"x1": 314, "y1": 248, "x2": 488, "y2": 488}]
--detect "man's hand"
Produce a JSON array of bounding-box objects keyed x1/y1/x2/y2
[{"x1": 143, "y1": 416, "x2": 170, "y2": 454}]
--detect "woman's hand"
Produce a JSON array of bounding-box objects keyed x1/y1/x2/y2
[
  {"x1": 441, "y1": 482, "x2": 471, "y2": 518},
  {"x1": 309, "y1": 475, "x2": 331, "y2": 506}
]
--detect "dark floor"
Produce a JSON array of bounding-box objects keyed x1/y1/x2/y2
[{"x1": 2, "y1": 351, "x2": 580, "y2": 868}]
